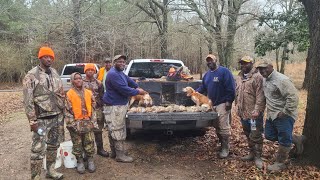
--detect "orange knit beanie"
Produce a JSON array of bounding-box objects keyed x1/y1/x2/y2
[
  {"x1": 84, "y1": 63, "x2": 96, "y2": 73},
  {"x1": 38, "y1": 46, "x2": 55, "y2": 60}
]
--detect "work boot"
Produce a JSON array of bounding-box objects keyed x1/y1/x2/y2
[
  {"x1": 115, "y1": 140, "x2": 133, "y2": 163},
  {"x1": 31, "y1": 160, "x2": 42, "y2": 180},
  {"x1": 46, "y1": 150, "x2": 63, "y2": 179},
  {"x1": 267, "y1": 145, "x2": 291, "y2": 171},
  {"x1": 292, "y1": 134, "x2": 306, "y2": 155},
  {"x1": 241, "y1": 139, "x2": 255, "y2": 161},
  {"x1": 94, "y1": 132, "x2": 109, "y2": 157},
  {"x1": 254, "y1": 144, "x2": 263, "y2": 169},
  {"x1": 77, "y1": 158, "x2": 86, "y2": 174},
  {"x1": 219, "y1": 135, "x2": 230, "y2": 159},
  {"x1": 87, "y1": 157, "x2": 96, "y2": 173},
  {"x1": 108, "y1": 132, "x2": 116, "y2": 158},
  {"x1": 46, "y1": 162, "x2": 64, "y2": 179}
]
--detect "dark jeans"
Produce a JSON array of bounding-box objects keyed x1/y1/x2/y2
[
  {"x1": 240, "y1": 114, "x2": 264, "y2": 143},
  {"x1": 265, "y1": 116, "x2": 294, "y2": 147}
]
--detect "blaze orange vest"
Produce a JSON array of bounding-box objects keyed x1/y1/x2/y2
[
  {"x1": 67, "y1": 88, "x2": 92, "y2": 120},
  {"x1": 97, "y1": 67, "x2": 105, "y2": 81}
]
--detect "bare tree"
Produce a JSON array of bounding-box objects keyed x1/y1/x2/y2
[
  {"x1": 124, "y1": 0, "x2": 170, "y2": 58},
  {"x1": 183, "y1": 0, "x2": 257, "y2": 67}
]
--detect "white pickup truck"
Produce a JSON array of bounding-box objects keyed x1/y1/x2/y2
[
  {"x1": 124, "y1": 59, "x2": 218, "y2": 134},
  {"x1": 60, "y1": 63, "x2": 100, "y2": 91}
]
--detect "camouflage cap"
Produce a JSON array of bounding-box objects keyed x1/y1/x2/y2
[
  {"x1": 256, "y1": 60, "x2": 273, "y2": 68},
  {"x1": 113, "y1": 55, "x2": 127, "y2": 62},
  {"x1": 239, "y1": 56, "x2": 253, "y2": 63}
]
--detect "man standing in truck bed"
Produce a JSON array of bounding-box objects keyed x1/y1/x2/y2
[
  {"x1": 103, "y1": 55, "x2": 147, "y2": 163},
  {"x1": 197, "y1": 54, "x2": 235, "y2": 158}
]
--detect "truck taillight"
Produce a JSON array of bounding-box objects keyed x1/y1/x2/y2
[{"x1": 150, "y1": 59, "x2": 164, "y2": 62}]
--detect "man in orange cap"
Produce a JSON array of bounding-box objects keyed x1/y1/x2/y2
[
  {"x1": 23, "y1": 46, "x2": 64, "y2": 179},
  {"x1": 83, "y1": 63, "x2": 109, "y2": 158}
]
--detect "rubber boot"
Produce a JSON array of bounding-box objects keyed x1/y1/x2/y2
[
  {"x1": 267, "y1": 145, "x2": 291, "y2": 171},
  {"x1": 241, "y1": 139, "x2": 255, "y2": 161},
  {"x1": 87, "y1": 157, "x2": 96, "y2": 173},
  {"x1": 77, "y1": 158, "x2": 86, "y2": 174},
  {"x1": 31, "y1": 160, "x2": 42, "y2": 180},
  {"x1": 108, "y1": 132, "x2": 116, "y2": 159},
  {"x1": 94, "y1": 132, "x2": 109, "y2": 157},
  {"x1": 114, "y1": 140, "x2": 133, "y2": 163},
  {"x1": 219, "y1": 134, "x2": 230, "y2": 159},
  {"x1": 254, "y1": 143, "x2": 263, "y2": 169},
  {"x1": 46, "y1": 150, "x2": 63, "y2": 179},
  {"x1": 292, "y1": 134, "x2": 306, "y2": 155}
]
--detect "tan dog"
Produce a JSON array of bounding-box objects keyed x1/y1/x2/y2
[
  {"x1": 129, "y1": 93, "x2": 153, "y2": 107},
  {"x1": 183, "y1": 86, "x2": 212, "y2": 111}
]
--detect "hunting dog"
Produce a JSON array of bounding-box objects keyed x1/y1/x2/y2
[
  {"x1": 129, "y1": 93, "x2": 153, "y2": 107},
  {"x1": 182, "y1": 86, "x2": 212, "y2": 111}
]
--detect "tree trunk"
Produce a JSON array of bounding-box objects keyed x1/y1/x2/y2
[
  {"x1": 199, "y1": 38, "x2": 203, "y2": 80},
  {"x1": 300, "y1": 0, "x2": 320, "y2": 163},
  {"x1": 160, "y1": 0, "x2": 168, "y2": 58},
  {"x1": 280, "y1": 46, "x2": 287, "y2": 74},
  {"x1": 275, "y1": 48, "x2": 280, "y2": 72},
  {"x1": 302, "y1": 54, "x2": 310, "y2": 89}
]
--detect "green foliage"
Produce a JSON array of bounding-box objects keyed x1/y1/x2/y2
[{"x1": 254, "y1": 3, "x2": 309, "y2": 57}]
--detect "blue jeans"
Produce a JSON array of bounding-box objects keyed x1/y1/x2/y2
[
  {"x1": 240, "y1": 114, "x2": 264, "y2": 143},
  {"x1": 265, "y1": 116, "x2": 294, "y2": 147}
]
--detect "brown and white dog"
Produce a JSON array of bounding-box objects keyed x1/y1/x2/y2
[
  {"x1": 182, "y1": 86, "x2": 212, "y2": 111},
  {"x1": 129, "y1": 93, "x2": 153, "y2": 107}
]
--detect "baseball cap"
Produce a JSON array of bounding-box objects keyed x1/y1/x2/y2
[
  {"x1": 113, "y1": 55, "x2": 127, "y2": 62},
  {"x1": 239, "y1": 56, "x2": 253, "y2": 63},
  {"x1": 256, "y1": 60, "x2": 273, "y2": 68}
]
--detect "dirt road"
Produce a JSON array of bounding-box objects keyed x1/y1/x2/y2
[
  {"x1": 1, "y1": 91, "x2": 319, "y2": 180},
  {"x1": 0, "y1": 109, "x2": 225, "y2": 180}
]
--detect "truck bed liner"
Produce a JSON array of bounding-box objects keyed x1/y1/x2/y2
[{"x1": 127, "y1": 112, "x2": 218, "y2": 121}]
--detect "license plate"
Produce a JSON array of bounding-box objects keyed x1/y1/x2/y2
[{"x1": 161, "y1": 121, "x2": 176, "y2": 124}]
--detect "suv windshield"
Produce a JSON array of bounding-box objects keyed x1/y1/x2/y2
[
  {"x1": 128, "y1": 62, "x2": 182, "y2": 78},
  {"x1": 62, "y1": 65, "x2": 85, "y2": 75}
]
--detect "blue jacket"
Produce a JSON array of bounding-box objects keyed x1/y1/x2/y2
[
  {"x1": 103, "y1": 67, "x2": 139, "y2": 105},
  {"x1": 196, "y1": 66, "x2": 235, "y2": 106}
]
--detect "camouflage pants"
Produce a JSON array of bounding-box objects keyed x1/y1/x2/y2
[
  {"x1": 68, "y1": 128, "x2": 95, "y2": 159},
  {"x1": 96, "y1": 107, "x2": 105, "y2": 131},
  {"x1": 30, "y1": 113, "x2": 64, "y2": 161},
  {"x1": 103, "y1": 105, "x2": 128, "y2": 141},
  {"x1": 212, "y1": 103, "x2": 231, "y2": 136}
]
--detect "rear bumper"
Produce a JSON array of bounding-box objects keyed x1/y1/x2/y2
[{"x1": 126, "y1": 112, "x2": 218, "y2": 130}]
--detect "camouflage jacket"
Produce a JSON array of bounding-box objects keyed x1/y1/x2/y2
[
  {"x1": 235, "y1": 68, "x2": 266, "y2": 119},
  {"x1": 83, "y1": 78, "x2": 104, "y2": 109},
  {"x1": 64, "y1": 87, "x2": 97, "y2": 128},
  {"x1": 23, "y1": 65, "x2": 65, "y2": 125}
]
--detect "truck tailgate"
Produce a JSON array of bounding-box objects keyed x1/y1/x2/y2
[{"x1": 127, "y1": 112, "x2": 218, "y2": 121}]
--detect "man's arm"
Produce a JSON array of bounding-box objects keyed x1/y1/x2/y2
[
  {"x1": 223, "y1": 69, "x2": 236, "y2": 103},
  {"x1": 110, "y1": 73, "x2": 139, "y2": 97},
  {"x1": 196, "y1": 73, "x2": 207, "y2": 94},
  {"x1": 254, "y1": 74, "x2": 266, "y2": 113},
  {"x1": 279, "y1": 79, "x2": 299, "y2": 116},
  {"x1": 126, "y1": 75, "x2": 139, "y2": 89},
  {"x1": 23, "y1": 74, "x2": 37, "y2": 129}
]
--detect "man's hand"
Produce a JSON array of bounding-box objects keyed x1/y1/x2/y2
[
  {"x1": 251, "y1": 110, "x2": 259, "y2": 120},
  {"x1": 277, "y1": 112, "x2": 286, "y2": 118},
  {"x1": 225, "y1": 102, "x2": 232, "y2": 111},
  {"x1": 137, "y1": 88, "x2": 147, "y2": 95},
  {"x1": 30, "y1": 123, "x2": 38, "y2": 133}
]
